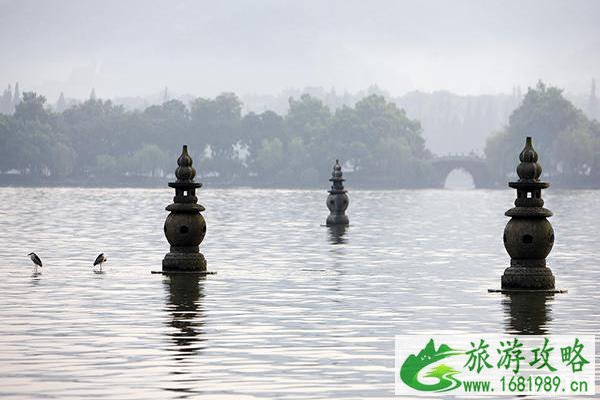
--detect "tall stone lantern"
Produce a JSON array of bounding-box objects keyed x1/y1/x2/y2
[
  {"x1": 326, "y1": 160, "x2": 349, "y2": 226},
  {"x1": 162, "y1": 145, "x2": 207, "y2": 272},
  {"x1": 501, "y1": 137, "x2": 555, "y2": 290}
]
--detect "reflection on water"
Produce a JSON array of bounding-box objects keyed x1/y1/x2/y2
[
  {"x1": 164, "y1": 275, "x2": 205, "y2": 358},
  {"x1": 30, "y1": 273, "x2": 42, "y2": 286},
  {"x1": 502, "y1": 293, "x2": 553, "y2": 335},
  {"x1": 327, "y1": 225, "x2": 347, "y2": 244}
]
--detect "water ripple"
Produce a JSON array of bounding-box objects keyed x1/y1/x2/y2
[{"x1": 0, "y1": 188, "x2": 598, "y2": 398}]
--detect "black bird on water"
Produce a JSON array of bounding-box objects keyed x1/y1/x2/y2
[
  {"x1": 93, "y1": 253, "x2": 107, "y2": 271},
  {"x1": 27, "y1": 252, "x2": 42, "y2": 273}
]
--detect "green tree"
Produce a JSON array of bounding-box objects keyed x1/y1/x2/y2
[
  {"x1": 255, "y1": 137, "x2": 284, "y2": 176},
  {"x1": 190, "y1": 92, "x2": 243, "y2": 178},
  {"x1": 241, "y1": 110, "x2": 285, "y2": 171},
  {"x1": 328, "y1": 94, "x2": 428, "y2": 185},
  {"x1": 0, "y1": 89, "x2": 437, "y2": 187},
  {"x1": 61, "y1": 98, "x2": 134, "y2": 175},
  {"x1": 95, "y1": 154, "x2": 119, "y2": 176},
  {"x1": 7, "y1": 92, "x2": 75, "y2": 177},
  {"x1": 144, "y1": 99, "x2": 190, "y2": 155},
  {"x1": 14, "y1": 92, "x2": 50, "y2": 123},
  {"x1": 0, "y1": 114, "x2": 12, "y2": 170},
  {"x1": 131, "y1": 144, "x2": 168, "y2": 177},
  {"x1": 286, "y1": 94, "x2": 331, "y2": 144},
  {"x1": 587, "y1": 79, "x2": 598, "y2": 120},
  {"x1": 285, "y1": 94, "x2": 332, "y2": 178},
  {"x1": 485, "y1": 81, "x2": 599, "y2": 182}
]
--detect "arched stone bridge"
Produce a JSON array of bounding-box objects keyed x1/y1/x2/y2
[{"x1": 430, "y1": 155, "x2": 493, "y2": 188}]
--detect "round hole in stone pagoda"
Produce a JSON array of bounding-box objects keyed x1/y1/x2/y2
[
  {"x1": 180, "y1": 226, "x2": 189, "y2": 234},
  {"x1": 522, "y1": 234, "x2": 533, "y2": 244}
]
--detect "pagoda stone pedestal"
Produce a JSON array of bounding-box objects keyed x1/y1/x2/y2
[
  {"x1": 326, "y1": 160, "x2": 349, "y2": 226},
  {"x1": 162, "y1": 145, "x2": 207, "y2": 272},
  {"x1": 500, "y1": 137, "x2": 557, "y2": 291}
]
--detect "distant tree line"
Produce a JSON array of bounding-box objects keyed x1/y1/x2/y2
[
  {"x1": 1, "y1": 81, "x2": 599, "y2": 188},
  {"x1": 243, "y1": 81, "x2": 600, "y2": 154},
  {"x1": 485, "y1": 81, "x2": 600, "y2": 186},
  {"x1": 0, "y1": 91, "x2": 434, "y2": 187}
]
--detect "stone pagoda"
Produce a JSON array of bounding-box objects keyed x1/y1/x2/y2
[
  {"x1": 501, "y1": 137, "x2": 555, "y2": 290},
  {"x1": 326, "y1": 160, "x2": 349, "y2": 226},
  {"x1": 163, "y1": 145, "x2": 207, "y2": 272}
]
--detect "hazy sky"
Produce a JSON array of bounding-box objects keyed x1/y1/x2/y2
[{"x1": 1, "y1": 0, "x2": 599, "y2": 100}]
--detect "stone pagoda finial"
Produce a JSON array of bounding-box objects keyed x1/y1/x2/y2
[
  {"x1": 175, "y1": 145, "x2": 196, "y2": 182},
  {"x1": 501, "y1": 137, "x2": 555, "y2": 290},
  {"x1": 162, "y1": 145, "x2": 207, "y2": 272},
  {"x1": 516, "y1": 137, "x2": 542, "y2": 181},
  {"x1": 325, "y1": 159, "x2": 349, "y2": 226}
]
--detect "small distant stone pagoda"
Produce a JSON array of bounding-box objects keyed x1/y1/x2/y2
[
  {"x1": 163, "y1": 145, "x2": 207, "y2": 272},
  {"x1": 501, "y1": 137, "x2": 555, "y2": 290},
  {"x1": 326, "y1": 160, "x2": 349, "y2": 226}
]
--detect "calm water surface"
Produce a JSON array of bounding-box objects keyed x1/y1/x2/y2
[{"x1": 0, "y1": 187, "x2": 598, "y2": 399}]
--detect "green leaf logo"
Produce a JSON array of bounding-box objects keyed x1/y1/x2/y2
[{"x1": 400, "y1": 339, "x2": 463, "y2": 392}]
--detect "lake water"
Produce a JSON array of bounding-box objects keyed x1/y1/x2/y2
[{"x1": 0, "y1": 187, "x2": 598, "y2": 399}]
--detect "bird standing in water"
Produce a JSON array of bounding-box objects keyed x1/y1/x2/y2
[
  {"x1": 28, "y1": 252, "x2": 42, "y2": 273},
  {"x1": 93, "y1": 253, "x2": 107, "y2": 272}
]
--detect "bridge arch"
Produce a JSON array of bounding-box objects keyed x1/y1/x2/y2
[
  {"x1": 443, "y1": 168, "x2": 475, "y2": 189},
  {"x1": 430, "y1": 155, "x2": 492, "y2": 189}
]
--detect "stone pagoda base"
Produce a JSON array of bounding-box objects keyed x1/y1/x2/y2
[
  {"x1": 500, "y1": 259, "x2": 555, "y2": 290},
  {"x1": 162, "y1": 249, "x2": 207, "y2": 272}
]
